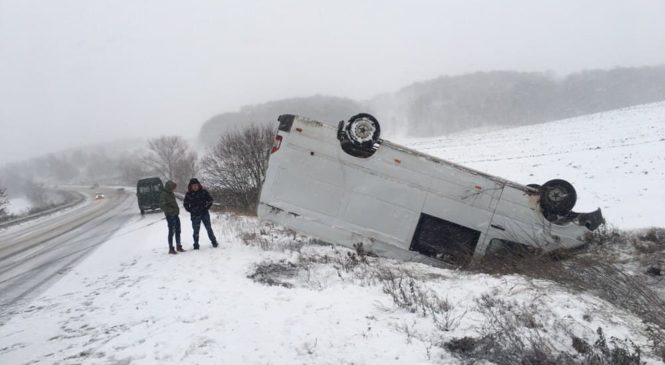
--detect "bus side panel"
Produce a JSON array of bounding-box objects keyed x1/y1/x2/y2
[
  {"x1": 268, "y1": 145, "x2": 346, "y2": 218},
  {"x1": 340, "y1": 167, "x2": 425, "y2": 248}
]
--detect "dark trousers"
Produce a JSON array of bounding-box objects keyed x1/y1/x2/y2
[
  {"x1": 165, "y1": 215, "x2": 181, "y2": 248},
  {"x1": 191, "y1": 211, "x2": 216, "y2": 244}
]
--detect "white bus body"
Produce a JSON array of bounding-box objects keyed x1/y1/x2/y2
[{"x1": 258, "y1": 114, "x2": 603, "y2": 265}]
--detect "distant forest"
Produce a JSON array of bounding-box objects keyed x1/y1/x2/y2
[
  {"x1": 199, "y1": 65, "x2": 665, "y2": 141},
  {"x1": 199, "y1": 95, "x2": 364, "y2": 145}
]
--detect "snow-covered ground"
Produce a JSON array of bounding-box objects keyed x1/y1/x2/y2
[
  {"x1": 396, "y1": 101, "x2": 665, "y2": 228},
  {"x1": 0, "y1": 211, "x2": 661, "y2": 364},
  {"x1": 1, "y1": 103, "x2": 664, "y2": 364}
]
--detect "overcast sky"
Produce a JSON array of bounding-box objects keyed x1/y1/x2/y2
[{"x1": 1, "y1": 0, "x2": 664, "y2": 164}]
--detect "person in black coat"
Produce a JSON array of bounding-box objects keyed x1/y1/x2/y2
[{"x1": 183, "y1": 178, "x2": 218, "y2": 249}]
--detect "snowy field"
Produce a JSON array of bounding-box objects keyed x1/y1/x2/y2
[
  {"x1": 397, "y1": 101, "x2": 665, "y2": 229},
  {"x1": 1, "y1": 103, "x2": 664, "y2": 364}
]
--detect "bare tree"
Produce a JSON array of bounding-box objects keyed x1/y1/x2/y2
[
  {"x1": 201, "y1": 124, "x2": 275, "y2": 213},
  {"x1": 173, "y1": 149, "x2": 198, "y2": 191},
  {"x1": 143, "y1": 136, "x2": 198, "y2": 190},
  {"x1": 119, "y1": 155, "x2": 153, "y2": 185}
]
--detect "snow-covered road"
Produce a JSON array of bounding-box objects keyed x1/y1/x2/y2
[{"x1": 0, "y1": 187, "x2": 138, "y2": 324}]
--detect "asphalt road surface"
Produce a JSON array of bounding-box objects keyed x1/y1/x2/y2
[{"x1": 0, "y1": 187, "x2": 144, "y2": 324}]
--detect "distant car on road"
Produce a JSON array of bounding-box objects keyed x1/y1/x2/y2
[
  {"x1": 136, "y1": 177, "x2": 163, "y2": 215},
  {"x1": 258, "y1": 114, "x2": 604, "y2": 266},
  {"x1": 94, "y1": 193, "x2": 105, "y2": 200}
]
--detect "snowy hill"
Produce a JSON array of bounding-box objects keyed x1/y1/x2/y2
[{"x1": 397, "y1": 101, "x2": 665, "y2": 229}]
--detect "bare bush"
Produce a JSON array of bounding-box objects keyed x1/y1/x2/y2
[
  {"x1": 641, "y1": 228, "x2": 665, "y2": 244},
  {"x1": 379, "y1": 269, "x2": 466, "y2": 331},
  {"x1": 584, "y1": 327, "x2": 643, "y2": 365},
  {"x1": 478, "y1": 242, "x2": 665, "y2": 330},
  {"x1": 645, "y1": 326, "x2": 665, "y2": 361},
  {"x1": 142, "y1": 136, "x2": 198, "y2": 191},
  {"x1": 445, "y1": 296, "x2": 643, "y2": 365},
  {"x1": 239, "y1": 227, "x2": 306, "y2": 253},
  {"x1": 247, "y1": 260, "x2": 298, "y2": 288},
  {"x1": 201, "y1": 124, "x2": 275, "y2": 214},
  {"x1": 240, "y1": 231, "x2": 272, "y2": 251},
  {"x1": 583, "y1": 224, "x2": 626, "y2": 246}
]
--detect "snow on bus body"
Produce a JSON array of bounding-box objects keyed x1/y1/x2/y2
[{"x1": 258, "y1": 114, "x2": 604, "y2": 265}]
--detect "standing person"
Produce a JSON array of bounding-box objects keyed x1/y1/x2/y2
[
  {"x1": 183, "y1": 178, "x2": 218, "y2": 249},
  {"x1": 159, "y1": 180, "x2": 184, "y2": 254}
]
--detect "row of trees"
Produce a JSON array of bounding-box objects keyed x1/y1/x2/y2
[
  {"x1": 199, "y1": 66, "x2": 665, "y2": 141},
  {"x1": 371, "y1": 66, "x2": 665, "y2": 136},
  {"x1": 0, "y1": 186, "x2": 7, "y2": 217},
  {"x1": 0, "y1": 144, "x2": 144, "y2": 188},
  {"x1": 0, "y1": 123, "x2": 275, "y2": 215}
]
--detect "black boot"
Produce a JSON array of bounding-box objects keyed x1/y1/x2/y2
[
  {"x1": 193, "y1": 243, "x2": 200, "y2": 250},
  {"x1": 177, "y1": 245, "x2": 185, "y2": 252},
  {"x1": 169, "y1": 247, "x2": 177, "y2": 255},
  {"x1": 212, "y1": 241, "x2": 218, "y2": 248}
]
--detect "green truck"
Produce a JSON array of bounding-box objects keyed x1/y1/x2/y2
[{"x1": 136, "y1": 177, "x2": 164, "y2": 214}]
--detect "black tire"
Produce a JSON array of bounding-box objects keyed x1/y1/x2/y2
[
  {"x1": 140, "y1": 209, "x2": 145, "y2": 215},
  {"x1": 344, "y1": 113, "x2": 380, "y2": 147},
  {"x1": 540, "y1": 179, "x2": 577, "y2": 215}
]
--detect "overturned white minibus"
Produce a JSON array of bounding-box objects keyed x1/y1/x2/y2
[{"x1": 258, "y1": 114, "x2": 604, "y2": 265}]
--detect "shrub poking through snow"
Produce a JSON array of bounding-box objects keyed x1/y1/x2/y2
[
  {"x1": 247, "y1": 260, "x2": 298, "y2": 288},
  {"x1": 478, "y1": 237, "x2": 665, "y2": 330},
  {"x1": 645, "y1": 325, "x2": 665, "y2": 361},
  {"x1": 446, "y1": 297, "x2": 644, "y2": 365},
  {"x1": 378, "y1": 268, "x2": 466, "y2": 331},
  {"x1": 585, "y1": 327, "x2": 642, "y2": 365}
]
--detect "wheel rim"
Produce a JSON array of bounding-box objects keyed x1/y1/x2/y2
[
  {"x1": 547, "y1": 186, "x2": 569, "y2": 203},
  {"x1": 349, "y1": 118, "x2": 376, "y2": 143}
]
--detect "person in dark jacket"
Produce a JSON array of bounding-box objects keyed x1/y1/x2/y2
[
  {"x1": 183, "y1": 178, "x2": 218, "y2": 249},
  {"x1": 159, "y1": 180, "x2": 184, "y2": 254}
]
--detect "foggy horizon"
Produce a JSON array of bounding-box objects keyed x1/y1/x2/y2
[{"x1": 2, "y1": 0, "x2": 665, "y2": 165}]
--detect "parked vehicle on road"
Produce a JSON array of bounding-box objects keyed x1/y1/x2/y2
[
  {"x1": 94, "y1": 193, "x2": 105, "y2": 200},
  {"x1": 136, "y1": 177, "x2": 163, "y2": 215},
  {"x1": 258, "y1": 114, "x2": 604, "y2": 266}
]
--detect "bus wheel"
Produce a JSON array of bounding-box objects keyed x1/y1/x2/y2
[
  {"x1": 345, "y1": 113, "x2": 380, "y2": 147},
  {"x1": 540, "y1": 179, "x2": 577, "y2": 215}
]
